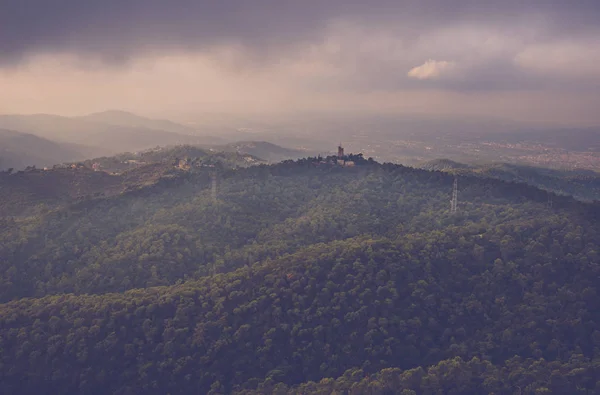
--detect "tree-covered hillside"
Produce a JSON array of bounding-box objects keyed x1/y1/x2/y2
[
  {"x1": 0, "y1": 145, "x2": 265, "y2": 217},
  {"x1": 420, "y1": 159, "x2": 600, "y2": 202},
  {"x1": 81, "y1": 144, "x2": 265, "y2": 173},
  {"x1": 211, "y1": 141, "x2": 308, "y2": 163},
  {"x1": 1, "y1": 156, "x2": 600, "y2": 394}
]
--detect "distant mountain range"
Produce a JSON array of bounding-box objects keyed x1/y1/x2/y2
[
  {"x1": 77, "y1": 110, "x2": 203, "y2": 136},
  {"x1": 5, "y1": 109, "x2": 599, "y2": 174},
  {"x1": 0, "y1": 111, "x2": 226, "y2": 168},
  {"x1": 0, "y1": 129, "x2": 87, "y2": 171}
]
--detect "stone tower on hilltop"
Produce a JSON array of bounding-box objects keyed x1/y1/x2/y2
[{"x1": 337, "y1": 144, "x2": 344, "y2": 158}]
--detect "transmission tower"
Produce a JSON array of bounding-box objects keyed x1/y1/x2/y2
[
  {"x1": 210, "y1": 171, "x2": 218, "y2": 202},
  {"x1": 450, "y1": 176, "x2": 458, "y2": 214}
]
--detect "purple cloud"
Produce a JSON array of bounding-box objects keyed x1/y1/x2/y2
[{"x1": 1, "y1": 1, "x2": 599, "y2": 65}]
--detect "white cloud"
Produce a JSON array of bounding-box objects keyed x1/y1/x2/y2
[{"x1": 407, "y1": 59, "x2": 456, "y2": 80}]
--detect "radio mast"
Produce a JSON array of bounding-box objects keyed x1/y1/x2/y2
[
  {"x1": 450, "y1": 176, "x2": 458, "y2": 214},
  {"x1": 210, "y1": 171, "x2": 218, "y2": 202}
]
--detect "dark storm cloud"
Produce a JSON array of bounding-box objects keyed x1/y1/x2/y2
[{"x1": 1, "y1": 0, "x2": 599, "y2": 65}]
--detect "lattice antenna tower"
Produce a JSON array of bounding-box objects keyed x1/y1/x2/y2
[
  {"x1": 450, "y1": 176, "x2": 458, "y2": 214},
  {"x1": 210, "y1": 171, "x2": 218, "y2": 202}
]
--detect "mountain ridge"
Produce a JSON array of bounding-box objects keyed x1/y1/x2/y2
[
  {"x1": 78, "y1": 110, "x2": 202, "y2": 136},
  {"x1": 418, "y1": 159, "x2": 600, "y2": 201},
  {"x1": 0, "y1": 113, "x2": 225, "y2": 157},
  {"x1": 0, "y1": 128, "x2": 87, "y2": 170},
  {"x1": 211, "y1": 140, "x2": 308, "y2": 162}
]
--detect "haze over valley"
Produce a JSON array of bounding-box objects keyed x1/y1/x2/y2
[{"x1": 2, "y1": 110, "x2": 600, "y2": 174}]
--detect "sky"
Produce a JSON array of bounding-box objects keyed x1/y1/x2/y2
[{"x1": 1, "y1": 1, "x2": 599, "y2": 125}]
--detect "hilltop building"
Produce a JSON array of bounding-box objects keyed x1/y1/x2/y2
[{"x1": 334, "y1": 144, "x2": 357, "y2": 167}]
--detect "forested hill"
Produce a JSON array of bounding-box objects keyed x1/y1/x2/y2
[
  {"x1": 0, "y1": 145, "x2": 264, "y2": 216},
  {"x1": 420, "y1": 159, "x2": 600, "y2": 202},
  {"x1": 1, "y1": 157, "x2": 600, "y2": 394},
  {"x1": 0, "y1": 162, "x2": 182, "y2": 217},
  {"x1": 79, "y1": 144, "x2": 265, "y2": 173},
  {"x1": 211, "y1": 141, "x2": 308, "y2": 163}
]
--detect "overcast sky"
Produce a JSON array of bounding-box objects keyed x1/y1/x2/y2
[{"x1": 1, "y1": 1, "x2": 599, "y2": 125}]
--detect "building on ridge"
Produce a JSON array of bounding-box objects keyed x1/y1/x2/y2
[{"x1": 337, "y1": 144, "x2": 344, "y2": 158}]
